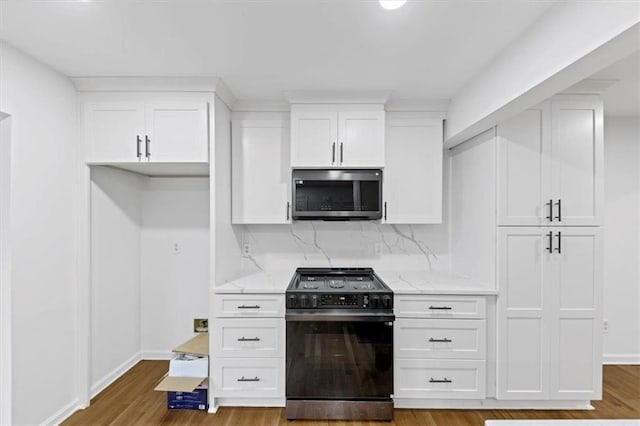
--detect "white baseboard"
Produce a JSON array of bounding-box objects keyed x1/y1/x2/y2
[
  {"x1": 393, "y1": 398, "x2": 593, "y2": 410},
  {"x1": 603, "y1": 354, "x2": 640, "y2": 365},
  {"x1": 90, "y1": 352, "x2": 142, "y2": 398},
  {"x1": 40, "y1": 398, "x2": 84, "y2": 426},
  {"x1": 140, "y1": 350, "x2": 173, "y2": 360}
]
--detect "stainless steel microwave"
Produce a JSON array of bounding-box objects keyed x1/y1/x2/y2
[{"x1": 291, "y1": 169, "x2": 382, "y2": 220}]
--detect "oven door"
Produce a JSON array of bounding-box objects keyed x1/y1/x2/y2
[{"x1": 286, "y1": 314, "x2": 394, "y2": 400}]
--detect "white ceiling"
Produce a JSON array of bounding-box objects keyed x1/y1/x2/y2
[
  {"x1": 591, "y1": 51, "x2": 640, "y2": 117},
  {"x1": 0, "y1": 0, "x2": 555, "y2": 101}
]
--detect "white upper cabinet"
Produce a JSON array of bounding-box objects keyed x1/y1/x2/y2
[
  {"x1": 84, "y1": 99, "x2": 209, "y2": 164},
  {"x1": 497, "y1": 99, "x2": 603, "y2": 226},
  {"x1": 144, "y1": 102, "x2": 208, "y2": 163},
  {"x1": 550, "y1": 100, "x2": 603, "y2": 226},
  {"x1": 232, "y1": 115, "x2": 291, "y2": 224},
  {"x1": 338, "y1": 110, "x2": 385, "y2": 167},
  {"x1": 382, "y1": 114, "x2": 443, "y2": 224},
  {"x1": 497, "y1": 227, "x2": 602, "y2": 401},
  {"x1": 290, "y1": 105, "x2": 385, "y2": 168},
  {"x1": 84, "y1": 102, "x2": 145, "y2": 163}
]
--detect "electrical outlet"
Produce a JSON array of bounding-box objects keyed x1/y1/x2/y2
[
  {"x1": 374, "y1": 242, "x2": 383, "y2": 256},
  {"x1": 194, "y1": 318, "x2": 208, "y2": 333},
  {"x1": 172, "y1": 242, "x2": 180, "y2": 254},
  {"x1": 603, "y1": 320, "x2": 609, "y2": 334},
  {"x1": 243, "y1": 243, "x2": 251, "y2": 256}
]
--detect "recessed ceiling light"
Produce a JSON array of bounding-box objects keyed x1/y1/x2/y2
[{"x1": 379, "y1": 0, "x2": 407, "y2": 10}]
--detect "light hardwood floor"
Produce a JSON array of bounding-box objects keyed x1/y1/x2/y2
[{"x1": 63, "y1": 361, "x2": 639, "y2": 425}]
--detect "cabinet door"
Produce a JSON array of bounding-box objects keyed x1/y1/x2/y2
[
  {"x1": 550, "y1": 100, "x2": 603, "y2": 226},
  {"x1": 497, "y1": 227, "x2": 551, "y2": 400},
  {"x1": 383, "y1": 117, "x2": 442, "y2": 223},
  {"x1": 84, "y1": 101, "x2": 144, "y2": 163},
  {"x1": 549, "y1": 228, "x2": 602, "y2": 400},
  {"x1": 232, "y1": 119, "x2": 291, "y2": 224},
  {"x1": 145, "y1": 102, "x2": 209, "y2": 163},
  {"x1": 497, "y1": 105, "x2": 552, "y2": 226},
  {"x1": 338, "y1": 110, "x2": 385, "y2": 167},
  {"x1": 290, "y1": 110, "x2": 337, "y2": 167}
]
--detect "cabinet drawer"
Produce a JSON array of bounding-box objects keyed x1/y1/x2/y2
[
  {"x1": 395, "y1": 359, "x2": 486, "y2": 399},
  {"x1": 212, "y1": 318, "x2": 284, "y2": 358},
  {"x1": 395, "y1": 295, "x2": 486, "y2": 319},
  {"x1": 213, "y1": 294, "x2": 285, "y2": 318},
  {"x1": 395, "y1": 319, "x2": 486, "y2": 359},
  {"x1": 212, "y1": 357, "x2": 284, "y2": 398}
]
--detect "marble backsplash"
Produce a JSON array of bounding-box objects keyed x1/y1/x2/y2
[{"x1": 237, "y1": 221, "x2": 450, "y2": 274}]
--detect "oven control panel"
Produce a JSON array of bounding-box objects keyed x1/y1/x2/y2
[
  {"x1": 286, "y1": 292, "x2": 393, "y2": 310},
  {"x1": 321, "y1": 294, "x2": 358, "y2": 306}
]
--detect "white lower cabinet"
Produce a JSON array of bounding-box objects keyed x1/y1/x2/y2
[
  {"x1": 212, "y1": 357, "x2": 284, "y2": 398},
  {"x1": 395, "y1": 319, "x2": 486, "y2": 360},
  {"x1": 394, "y1": 295, "x2": 487, "y2": 405},
  {"x1": 497, "y1": 227, "x2": 603, "y2": 400},
  {"x1": 211, "y1": 293, "x2": 285, "y2": 407},
  {"x1": 395, "y1": 359, "x2": 486, "y2": 399}
]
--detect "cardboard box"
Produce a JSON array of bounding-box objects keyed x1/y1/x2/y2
[
  {"x1": 167, "y1": 379, "x2": 208, "y2": 411},
  {"x1": 154, "y1": 333, "x2": 209, "y2": 410}
]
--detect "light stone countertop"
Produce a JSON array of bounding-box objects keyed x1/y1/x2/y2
[
  {"x1": 213, "y1": 270, "x2": 294, "y2": 294},
  {"x1": 376, "y1": 269, "x2": 497, "y2": 295},
  {"x1": 213, "y1": 268, "x2": 496, "y2": 296}
]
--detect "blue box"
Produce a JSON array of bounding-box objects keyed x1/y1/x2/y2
[{"x1": 167, "y1": 388, "x2": 208, "y2": 410}]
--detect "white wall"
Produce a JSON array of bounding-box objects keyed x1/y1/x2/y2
[
  {"x1": 603, "y1": 116, "x2": 640, "y2": 363},
  {"x1": 0, "y1": 112, "x2": 13, "y2": 426},
  {"x1": 449, "y1": 128, "x2": 496, "y2": 288},
  {"x1": 0, "y1": 42, "x2": 80, "y2": 425},
  {"x1": 90, "y1": 167, "x2": 144, "y2": 396},
  {"x1": 140, "y1": 177, "x2": 209, "y2": 357}
]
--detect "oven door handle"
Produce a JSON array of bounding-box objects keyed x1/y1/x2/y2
[{"x1": 286, "y1": 313, "x2": 395, "y2": 322}]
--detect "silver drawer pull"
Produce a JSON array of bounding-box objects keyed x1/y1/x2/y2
[
  {"x1": 429, "y1": 337, "x2": 452, "y2": 343},
  {"x1": 237, "y1": 376, "x2": 260, "y2": 382},
  {"x1": 429, "y1": 377, "x2": 452, "y2": 383},
  {"x1": 428, "y1": 306, "x2": 452, "y2": 310},
  {"x1": 237, "y1": 305, "x2": 261, "y2": 309},
  {"x1": 237, "y1": 337, "x2": 261, "y2": 342}
]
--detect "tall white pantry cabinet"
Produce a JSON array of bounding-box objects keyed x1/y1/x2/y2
[{"x1": 496, "y1": 98, "x2": 603, "y2": 401}]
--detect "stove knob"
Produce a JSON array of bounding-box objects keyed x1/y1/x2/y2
[
  {"x1": 311, "y1": 295, "x2": 319, "y2": 308},
  {"x1": 299, "y1": 295, "x2": 310, "y2": 308},
  {"x1": 370, "y1": 295, "x2": 380, "y2": 309},
  {"x1": 382, "y1": 295, "x2": 392, "y2": 309},
  {"x1": 287, "y1": 294, "x2": 298, "y2": 308}
]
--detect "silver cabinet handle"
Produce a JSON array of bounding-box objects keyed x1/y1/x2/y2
[
  {"x1": 286, "y1": 201, "x2": 290, "y2": 221},
  {"x1": 332, "y1": 142, "x2": 336, "y2": 164},
  {"x1": 428, "y1": 306, "x2": 452, "y2": 310},
  {"x1": 429, "y1": 377, "x2": 452, "y2": 383},
  {"x1": 546, "y1": 199, "x2": 553, "y2": 222},
  {"x1": 136, "y1": 135, "x2": 142, "y2": 159},
  {"x1": 384, "y1": 201, "x2": 387, "y2": 221},
  {"x1": 429, "y1": 337, "x2": 452, "y2": 343},
  {"x1": 555, "y1": 231, "x2": 562, "y2": 254},
  {"x1": 237, "y1": 305, "x2": 260, "y2": 309},
  {"x1": 555, "y1": 199, "x2": 562, "y2": 222},
  {"x1": 547, "y1": 231, "x2": 553, "y2": 254},
  {"x1": 237, "y1": 337, "x2": 260, "y2": 342},
  {"x1": 340, "y1": 142, "x2": 344, "y2": 164},
  {"x1": 145, "y1": 135, "x2": 151, "y2": 159},
  {"x1": 237, "y1": 376, "x2": 260, "y2": 382}
]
